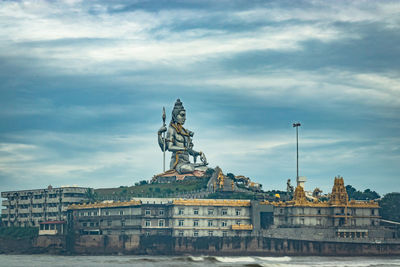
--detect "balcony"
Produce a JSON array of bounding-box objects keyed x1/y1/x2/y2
[
  {"x1": 33, "y1": 198, "x2": 45, "y2": 204},
  {"x1": 32, "y1": 208, "x2": 43, "y2": 213},
  {"x1": 18, "y1": 208, "x2": 30, "y2": 214},
  {"x1": 19, "y1": 199, "x2": 31, "y2": 205},
  {"x1": 47, "y1": 207, "x2": 59, "y2": 213},
  {"x1": 47, "y1": 198, "x2": 59, "y2": 204}
]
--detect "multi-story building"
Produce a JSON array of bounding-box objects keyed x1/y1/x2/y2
[
  {"x1": 69, "y1": 200, "x2": 142, "y2": 236},
  {"x1": 1, "y1": 186, "x2": 89, "y2": 227},
  {"x1": 171, "y1": 199, "x2": 253, "y2": 237},
  {"x1": 68, "y1": 198, "x2": 253, "y2": 238}
]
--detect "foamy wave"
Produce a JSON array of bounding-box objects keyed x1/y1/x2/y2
[
  {"x1": 214, "y1": 256, "x2": 256, "y2": 263},
  {"x1": 257, "y1": 256, "x2": 291, "y2": 262},
  {"x1": 187, "y1": 256, "x2": 205, "y2": 262}
]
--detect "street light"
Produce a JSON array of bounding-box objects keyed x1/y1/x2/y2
[{"x1": 293, "y1": 122, "x2": 301, "y2": 186}]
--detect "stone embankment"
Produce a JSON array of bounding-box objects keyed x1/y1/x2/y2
[{"x1": 1, "y1": 235, "x2": 399, "y2": 255}]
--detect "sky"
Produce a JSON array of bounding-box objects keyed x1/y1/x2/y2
[{"x1": 0, "y1": 0, "x2": 399, "y2": 196}]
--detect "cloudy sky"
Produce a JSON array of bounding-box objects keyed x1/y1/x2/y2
[{"x1": 0, "y1": 0, "x2": 399, "y2": 195}]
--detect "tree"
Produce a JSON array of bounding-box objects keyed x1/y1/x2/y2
[
  {"x1": 345, "y1": 185, "x2": 380, "y2": 200},
  {"x1": 84, "y1": 188, "x2": 98, "y2": 203},
  {"x1": 380, "y1": 193, "x2": 400, "y2": 222},
  {"x1": 226, "y1": 173, "x2": 235, "y2": 180}
]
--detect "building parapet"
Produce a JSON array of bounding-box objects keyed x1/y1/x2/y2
[
  {"x1": 68, "y1": 200, "x2": 142, "y2": 210},
  {"x1": 173, "y1": 199, "x2": 251, "y2": 207}
]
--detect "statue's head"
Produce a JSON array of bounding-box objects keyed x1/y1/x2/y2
[{"x1": 172, "y1": 99, "x2": 186, "y2": 125}]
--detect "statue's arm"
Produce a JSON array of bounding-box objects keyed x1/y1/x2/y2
[{"x1": 157, "y1": 126, "x2": 167, "y2": 151}]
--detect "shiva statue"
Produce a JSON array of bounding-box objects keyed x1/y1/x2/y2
[{"x1": 158, "y1": 99, "x2": 208, "y2": 174}]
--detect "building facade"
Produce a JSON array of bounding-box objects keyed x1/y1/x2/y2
[
  {"x1": 268, "y1": 177, "x2": 380, "y2": 238},
  {"x1": 1, "y1": 186, "x2": 89, "y2": 227},
  {"x1": 171, "y1": 199, "x2": 252, "y2": 237}
]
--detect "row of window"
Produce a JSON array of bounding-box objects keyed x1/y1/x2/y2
[
  {"x1": 178, "y1": 230, "x2": 228, "y2": 237},
  {"x1": 145, "y1": 209, "x2": 164, "y2": 216},
  {"x1": 4, "y1": 212, "x2": 60, "y2": 218},
  {"x1": 79, "y1": 210, "x2": 125, "y2": 216},
  {"x1": 281, "y1": 208, "x2": 377, "y2": 216},
  {"x1": 143, "y1": 219, "x2": 243, "y2": 227},
  {"x1": 8, "y1": 203, "x2": 76, "y2": 209},
  {"x1": 6, "y1": 193, "x2": 85, "y2": 201},
  {"x1": 177, "y1": 208, "x2": 242, "y2": 216}
]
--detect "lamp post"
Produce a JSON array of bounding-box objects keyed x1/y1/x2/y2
[{"x1": 293, "y1": 122, "x2": 301, "y2": 186}]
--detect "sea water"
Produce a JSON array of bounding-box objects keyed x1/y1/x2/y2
[{"x1": 0, "y1": 255, "x2": 399, "y2": 267}]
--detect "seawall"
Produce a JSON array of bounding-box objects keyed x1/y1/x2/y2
[
  {"x1": 70, "y1": 235, "x2": 400, "y2": 256},
  {"x1": 1, "y1": 235, "x2": 399, "y2": 256}
]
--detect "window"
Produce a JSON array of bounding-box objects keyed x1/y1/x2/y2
[
  {"x1": 120, "y1": 210, "x2": 124, "y2": 216},
  {"x1": 317, "y1": 209, "x2": 321, "y2": 215},
  {"x1": 145, "y1": 220, "x2": 151, "y2": 227},
  {"x1": 83, "y1": 222, "x2": 87, "y2": 227},
  {"x1": 208, "y1": 231, "x2": 213, "y2": 236},
  {"x1": 223, "y1": 231, "x2": 228, "y2": 237},
  {"x1": 145, "y1": 231, "x2": 150, "y2": 236},
  {"x1": 94, "y1": 211, "x2": 98, "y2": 216},
  {"x1": 107, "y1": 230, "x2": 111, "y2": 235},
  {"x1": 222, "y1": 221, "x2": 227, "y2": 227},
  {"x1": 107, "y1": 220, "x2": 112, "y2": 226},
  {"x1": 145, "y1": 209, "x2": 151, "y2": 215},
  {"x1": 222, "y1": 209, "x2": 227, "y2": 215},
  {"x1": 80, "y1": 212, "x2": 84, "y2": 216},
  {"x1": 236, "y1": 209, "x2": 241, "y2": 216},
  {"x1": 158, "y1": 219, "x2": 165, "y2": 227},
  {"x1": 317, "y1": 219, "x2": 321, "y2": 225},
  {"x1": 178, "y1": 231, "x2": 184, "y2": 237},
  {"x1": 208, "y1": 209, "x2": 214, "y2": 215},
  {"x1": 371, "y1": 209, "x2": 375, "y2": 215},
  {"x1": 300, "y1": 218, "x2": 305, "y2": 225},
  {"x1": 178, "y1": 209, "x2": 184, "y2": 215},
  {"x1": 178, "y1": 220, "x2": 184, "y2": 226},
  {"x1": 193, "y1": 220, "x2": 199, "y2": 227},
  {"x1": 105, "y1": 211, "x2": 110, "y2": 216},
  {"x1": 208, "y1": 220, "x2": 213, "y2": 227},
  {"x1": 159, "y1": 210, "x2": 164, "y2": 216},
  {"x1": 193, "y1": 209, "x2": 199, "y2": 215},
  {"x1": 121, "y1": 220, "x2": 125, "y2": 226},
  {"x1": 236, "y1": 221, "x2": 241, "y2": 225},
  {"x1": 90, "y1": 222, "x2": 94, "y2": 227},
  {"x1": 194, "y1": 231, "x2": 199, "y2": 237}
]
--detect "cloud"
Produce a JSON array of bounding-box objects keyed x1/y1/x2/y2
[{"x1": 0, "y1": 0, "x2": 399, "y2": 195}]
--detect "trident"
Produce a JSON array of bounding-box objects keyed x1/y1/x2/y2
[{"x1": 162, "y1": 107, "x2": 166, "y2": 172}]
